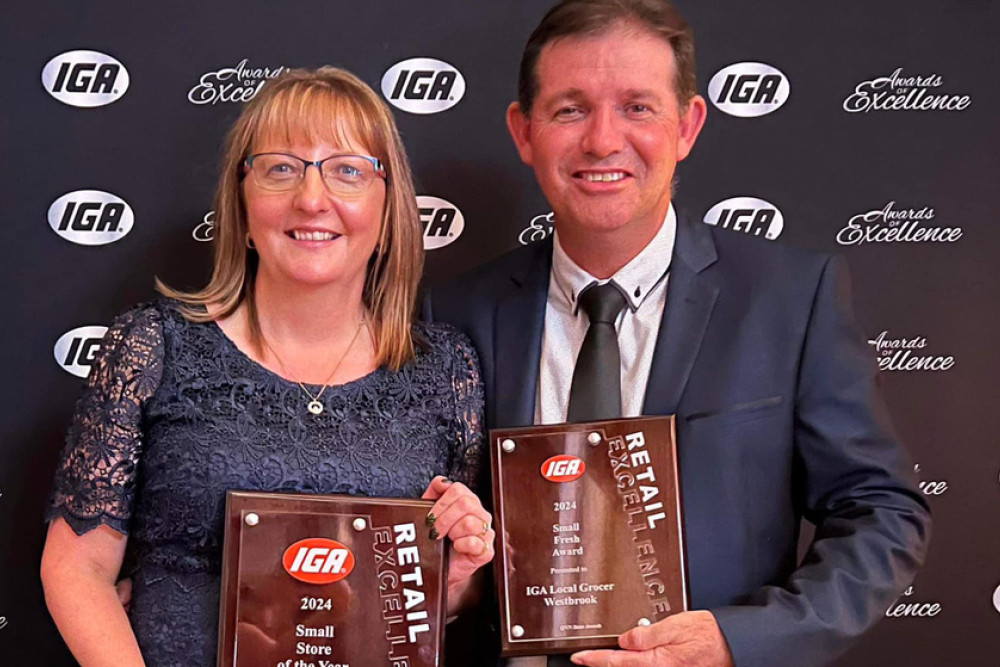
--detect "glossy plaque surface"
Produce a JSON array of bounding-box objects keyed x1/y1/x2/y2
[
  {"x1": 218, "y1": 491, "x2": 446, "y2": 667},
  {"x1": 491, "y1": 417, "x2": 686, "y2": 656}
]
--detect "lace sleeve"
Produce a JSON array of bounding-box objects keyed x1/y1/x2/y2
[
  {"x1": 46, "y1": 304, "x2": 165, "y2": 535},
  {"x1": 445, "y1": 332, "x2": 485, "y2": 493}
]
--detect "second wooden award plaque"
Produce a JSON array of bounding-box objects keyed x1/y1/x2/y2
[{"x1": 491, "y1": 416, "x2": 687, "y2": 656}]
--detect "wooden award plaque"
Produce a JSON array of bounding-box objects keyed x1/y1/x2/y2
[
  {"x1": 490, "y1": 416, "x2": 687, "y2": 656},
  {"x1": 218, "y1": 491, "x2": 447, "y2": 667}
]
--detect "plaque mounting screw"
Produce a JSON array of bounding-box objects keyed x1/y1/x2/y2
[
  {"x1": 244, "y1": 512, "x2": 259, "y2": 527},
  {"x1": 588, "y1": 432, "x2": 602, "y2": 445},
  {"x1": 512, "y1": 625, "x2": 525, "y2": 638},
  {"x1": 502, "y1": 438, "x2": 516, "y2": 453},
  {"x1": 353, "y1": 517, "x2": 367, "y2": 531},
  {"x1": 637, "y1": 618, "x2": 651, "y2": 626}
]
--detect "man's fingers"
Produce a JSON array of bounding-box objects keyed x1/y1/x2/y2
[
  {"x1": 615, "y1": 612, "x2": 733, "y2": 667},
  {"x1": 571, "y1": 649, "x2": 652, "y2": 667},
  {"x1": 618, "y1": 614, "x2": 688, "y2": 651},
  {"x1": 570, "y1": 650, "x2": 610, "y2": 666}
]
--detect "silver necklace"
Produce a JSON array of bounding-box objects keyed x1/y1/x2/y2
[{"x1": 263, "y1": 317, "x2": 367, "y2": 415}]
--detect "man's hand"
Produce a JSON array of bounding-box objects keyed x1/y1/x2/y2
[{"x1": 570, "y1": 611, "x2": 734, "y2": 667}]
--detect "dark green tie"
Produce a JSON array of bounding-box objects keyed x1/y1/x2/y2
[
  {"x1": 567, "y1": 281, "x2": 628, "y2": 423},
  {"x1": 545, "y1": 282, "x2": 626, "y2": 667}
]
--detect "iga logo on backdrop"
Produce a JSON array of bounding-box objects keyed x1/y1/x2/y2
[
  {"x1": 54, "y1": 326, "x2": 108, "y2": 378},
  {"x1": 418, "y1": 196, "x2": 464, "y2": 250},
  {"x1": 48, "y1": 190, "x2": 134, "y2": 246},
  {"x1": 192, "y1": 211, "x2": 215, "y2": 242},
  {"x1": 837, "y1": 202, "x2": 961, "y2": 246},
  {"x1": 541, "y1": 455, "x2": 586, "y2": 483},
  {"x1": 188, "y1": 59, "x2": 285, "y2": 105},
  {"x1": 381, "y1": 58, "x2": 465, "y2": 114},
  {"x1": 703, "y1": 197, "x2": 783, "y2": 240},
  {"x1": 283, "y1": 538, "x2": 356, "y2": 584},
  {"x1": 708, "y1": 63, "x2": 789, "y2": 117},
  {"x1": 867, "y1": 331, "x2": 954, "y2": 372},
  {"x1": 519, "y1": 212, "x2": 554, "y2": 245},
  {"x1": 844, "y1": 68, "x2": 971, "y2": 113},
  {"x1": 42, "y1": 50, "x2": 129, "y2": 107}
]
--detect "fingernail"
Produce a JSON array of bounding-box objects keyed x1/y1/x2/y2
[
  {"x1": 441, "y1": 477, "x2": 453, "y2": 485},
  {"x1": 426, "y1": 513, "x2": 436, "y2": 526},
  {"x1": 429, "y1": 527, "x2": 439, "y2": 540}
]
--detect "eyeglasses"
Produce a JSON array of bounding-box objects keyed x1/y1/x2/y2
[{"x1": 244, "y1": 152, "x2": 387, "y2": 194}]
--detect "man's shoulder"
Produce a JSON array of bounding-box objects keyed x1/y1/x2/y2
[
  {"x1": 699, "y1": 221, "x2": 834, "y2": 288},
  {"x1": 430, "y1": 238, "x2": 551, "y2": 303}
]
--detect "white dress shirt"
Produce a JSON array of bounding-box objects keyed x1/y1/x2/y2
[{"x1": 534, "y1": 205, "x2": 677, "y2": 425}]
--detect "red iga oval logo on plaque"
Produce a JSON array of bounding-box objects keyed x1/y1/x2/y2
[
  {"x1": 540, "y1": 455, "x2": 586, "y2": 483},
  {"x1": 282, "y1": 538, "x2": 356, "y2": 584}
]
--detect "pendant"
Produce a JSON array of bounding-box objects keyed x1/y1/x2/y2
[{"x1": 307, "y1": 400, "x2": 324, "y2": 415}]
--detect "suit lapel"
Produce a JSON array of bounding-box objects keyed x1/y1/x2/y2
[
  {"x1": 493, "y1": 238, "x2": 552, "y2": 428},
  {"x1": 643, "y1": 214, "x2": 720, "y2": 416}
]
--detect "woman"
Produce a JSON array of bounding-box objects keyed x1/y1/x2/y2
[{"x1": 41, "y1": 67, "x2": 493, "y2": 666}]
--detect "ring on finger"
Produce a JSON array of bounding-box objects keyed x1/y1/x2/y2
[
  {"x1": 477, "y1": 520, "x2": 490, "y2": 539},
  {"x1": 477, "y1": 534, "x2": 490, "y2": 555}
]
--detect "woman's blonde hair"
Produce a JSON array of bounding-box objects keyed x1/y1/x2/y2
[{"x1": 157, "y1": 66, "x2": 423, "y2": 371}]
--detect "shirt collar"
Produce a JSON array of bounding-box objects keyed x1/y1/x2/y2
[{"x1": 552, "y1": 204, "x2": 677, "y2": 314}]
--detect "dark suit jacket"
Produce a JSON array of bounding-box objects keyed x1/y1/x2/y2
[{"x1": 424, "y1": 213, "x2": 931, "y2": 667}]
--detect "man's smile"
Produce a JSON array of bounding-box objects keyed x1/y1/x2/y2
[{"x1": 576, "y1": 170, "x2": 630, "y2": 183}]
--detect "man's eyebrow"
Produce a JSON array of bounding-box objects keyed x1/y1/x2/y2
[
  {"x1": 541, "y1": 88, "x2": 666, "y2": 106},
  {"x1": 542, "y1": 89, "x2": 587, "y2": 106},
  {"x1": 621, "y1": 88, "x2": 666, "y2": 101}
]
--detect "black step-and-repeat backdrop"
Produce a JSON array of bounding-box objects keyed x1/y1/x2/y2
[{"x1": 2, "y1": 1, "x2": 998, "y2": 664}]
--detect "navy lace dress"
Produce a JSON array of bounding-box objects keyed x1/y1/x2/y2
[{"x1": 46, "y1": 300, "x2": 484, "y2": 666}]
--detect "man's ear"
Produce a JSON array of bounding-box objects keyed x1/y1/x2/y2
[
  {"x1": 506, "y1": 101, "x2": 534, "y2": 166},
  {"x1": 676, "y1": 94, "x2": 708, "y2": 162}
]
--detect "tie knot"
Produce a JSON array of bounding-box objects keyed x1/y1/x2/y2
[{"x1": 578, "y1": 282, "x2": 627, "y2": 324}]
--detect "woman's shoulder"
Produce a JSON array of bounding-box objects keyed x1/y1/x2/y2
[
  {"x1": 413, "y1": 321, "x2": 476, "y2": 354},
  {"x1": 104, "y1": 298, "x2": 221, "y2": 354},
  {"x1": 105, "y1": 300, "x2": 166, "y2": 341},
  {"x1": 112, "y1": 295, "x2": 197, "y2": 322},
  {"x1": 411, "y1": 321, "x2": 480, "y2": 371}
]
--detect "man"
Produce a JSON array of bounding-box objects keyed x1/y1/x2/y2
[{"x1": 424, "y1": 1, "x2": 931, "y2": 665}]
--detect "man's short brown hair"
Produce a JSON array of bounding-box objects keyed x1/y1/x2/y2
[{"x1": 518, "y1": 0, "x2": 697, "y2": 114}]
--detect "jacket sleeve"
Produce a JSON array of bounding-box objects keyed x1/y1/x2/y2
[{"x1": 711, "y1": 255, "x2": 931, "y2": 667}]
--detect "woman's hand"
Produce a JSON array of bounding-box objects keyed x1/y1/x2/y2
[{"x1": 421, "y1": 476, "x2": 494, "y2": 614}]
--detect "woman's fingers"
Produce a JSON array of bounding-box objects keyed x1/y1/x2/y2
[
  {"x1": 447, "y1": 529, "x2": 495, "y2": 587},
  {"x1": 115, "y1": 578, "x2": 132, "y2": 611},
  {"x1": 451, "y1": 531, "x2": 495, "y2": 560},
  {"x1": 421, "y1": 475, "x2": 496, "y2": 591},
  {"x1": 422, "y1": 477, "x2": 496, "y2": 586},
  {"x1": 446, "y1": 514, "x2": 491, "y2": 543},
  {"x1": 427, "y1": 483, "x2": 491, "y2": 541},
  {"x1": 421, "y1": 475, "x2": 453, "y2": 501}
]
